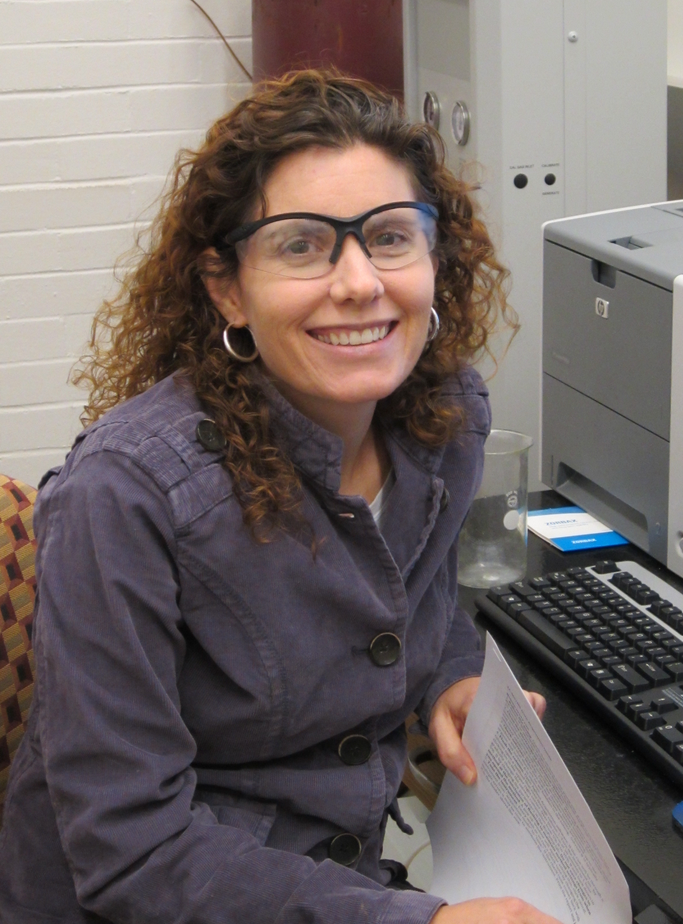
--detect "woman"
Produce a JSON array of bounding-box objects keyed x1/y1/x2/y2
[{"x1": 0, "y1": 71, "x2": 555, "y2": 924}]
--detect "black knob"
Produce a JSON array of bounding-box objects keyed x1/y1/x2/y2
[
  {"x1": 329, "y1": 833, "x2": 362, "y2": 866},
  {"x1": 369, "y1": 633, "x2": 402, "y2": 666},
  {"x1": 196, "y1": 419, "x2": 226, "y2": 452},
  {"x1": 338, "y1": 735, "x2": 372, "y2": 766},
  {"x1": 513, "y1": 173, "x2": 528, "y2": 189},
  {"x1": 544, "y1": 173, "x2": 557, "y2": 186}
]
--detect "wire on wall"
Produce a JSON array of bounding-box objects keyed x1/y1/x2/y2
[{"x1": 189, "y1": 0, "x2": 253, "y2": 81}]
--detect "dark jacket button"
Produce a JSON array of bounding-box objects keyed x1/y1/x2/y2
[
  {"x1": 440, "y1": 487, "x2": 450, "y2": 511},
  {"x1": 329, "y1": 833, "x2": 362, "y2": 866},
  {"x1": 196, "y1": 419, "x2": 226, "y2": 452},
  {"x1": 369, "y1": 633, "x2": 402, "y2": 666},
  {"x1": 338, "y1": 735, "x2": 372, "y2": 765}
]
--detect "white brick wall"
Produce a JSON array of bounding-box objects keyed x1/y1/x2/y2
[{"x1": 0, "y1": 0, "x2": 252, "y2": 488}]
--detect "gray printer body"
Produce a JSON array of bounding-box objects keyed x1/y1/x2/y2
[{"x1": 543, "y1": 203, "x2": 683, "y2": 578}]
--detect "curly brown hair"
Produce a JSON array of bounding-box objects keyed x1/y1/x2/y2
[{"x1": 74, "y1": 68, "x2": 514, "y2": 538}]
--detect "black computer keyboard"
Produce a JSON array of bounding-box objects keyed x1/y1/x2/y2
[{"x1": 475, "y1": 560, "x2": 683, "y2": 790}]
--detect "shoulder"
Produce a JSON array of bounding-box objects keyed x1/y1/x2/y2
[
  {"x1": 37, "y1": 375, "x2": 234, "y2": 531},
  {"x1": 440, "y1": 366, "x2": 491, "y2": 436}
]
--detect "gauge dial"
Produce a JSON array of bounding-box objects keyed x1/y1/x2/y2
[
  {"x1": 422, "y1": 91, "x2": 441, "y2": 130},
  {"x1": 451, "y1": 100, "x2": 471, "y2": 146}
]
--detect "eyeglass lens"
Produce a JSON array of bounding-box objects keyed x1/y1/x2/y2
[{"x1": 234, "y1": 207, "x2": 437, "y2": 279}]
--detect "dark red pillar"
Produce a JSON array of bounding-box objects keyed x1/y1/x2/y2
[{"x1": 252, "y1": 0, "x2": 404, "y2": 97}]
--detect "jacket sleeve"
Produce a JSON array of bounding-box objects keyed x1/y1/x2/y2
[
  {"x1": 414, "y1": 368, "x2": 491, "y2": 728},
  {"x1": 34, "y1": 449, "x2": 445, "y2": 924}
]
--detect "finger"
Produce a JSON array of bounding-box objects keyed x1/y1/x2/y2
[
  {"x1": 430, "y1": 707, "x2": 477, "y2": 784},
  {"x1": 524, "y1": 690, "x2": 546, "y2": 720}
]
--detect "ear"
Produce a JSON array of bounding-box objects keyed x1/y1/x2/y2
[{"x1": 201, "y1": 248, "x2": 248, "y2": 326}]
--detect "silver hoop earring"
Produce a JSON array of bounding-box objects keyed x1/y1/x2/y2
[
  {"x1": 223, "y1": 323, "x2": 259, "y2": 363},
  {"x1": 426, "y1": 306, "x2": 440, "y2": 343}
]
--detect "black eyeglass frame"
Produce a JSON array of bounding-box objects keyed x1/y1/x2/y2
[{"x1": 220, "y1": 201, "x2": 439, "y2": 267}]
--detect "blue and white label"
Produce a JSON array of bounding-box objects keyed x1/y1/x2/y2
[{"x1": 528, "y1": 506, "x2": 629, "y2": 552}]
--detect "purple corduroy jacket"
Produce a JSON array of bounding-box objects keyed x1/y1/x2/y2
[{"x1": 0, "y1": 369, "x2": 490, "y2": 924}]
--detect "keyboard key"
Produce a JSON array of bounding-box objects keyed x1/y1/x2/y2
[
  {"x1": 612, "y1": 663, "x2": 652, "y2": 692},
  {"x1": 599, "y1": 679, "x2": 627, "y2": 701},
  {"x1": 517, "y1": 610, "x2": 578, "y2": 658},
  {"x1": 573, "y1": 633, "x2": 595, "y2": 646},
  {"x1": 588, "y1": 667, "x2": 613, "y2": 689},
  {"x1": 498, "y1": 594, "x2": 522, "y2": 612},
  {"x1": 674, "y1": 744, "x2": 683, "y2": 765},
  {"x1": 593, "y1": 560, "x2": 619, "y2": 574},
  {"x1": 652, "y1": 725, "x2": 683, "y2": 754},
  {"x1": 635, "y1": 589, "x2": 660, "y2": 606},
  {"x1": 664, "y1": 661, "x2": 683, "y2": 682},
  {"x1": 487, "y1": 585, "x2": 511, "y2": 604},
  {"x1": 650, "y1": 695, "x2": 678, "y2": 714},
  {"x1": 528, "y1": 576, "x2": 552, "y2": 590},
  {"x1": 610, "y1": 572, "x2": 634, "y2": 590},
  {"x1": 573, "y1": 592, "x2": 598, "y2": 604},
  {"x1": 654, "y1": 654, "x2": 676, "y2": 667},
  {"x1": 617, "y1": 694, "x2": 643, "y2": 714},
  {"x1": 508, "y1": 581, "x2": 537, "y2": 598},
  {"x1": 623, "y1": 581, "x2": 647, "y2": 600},
  {"x1": 651, "y1": 630, "x2": 674, "y2": 643},
  {"x1": 635, "y1": 711, "x2": 667, "y2": 731},
  {"x1": 565, "y1": 648, "x2": 588, "y2": 669},
  {"x1": 649, "y1": 599, "x2": 675, "y2": 617},
  {"x1": 547, "y1": 572, "x2": 569, "y2": 583},
  {"x1": 581, "y1": 578, "x2": 603, "y2": 590},
  {"x1": 577, "y1": 659, "x2": 601, "y2": 679},
  {"x1": 567, "y1": 567, "x2": 590, "y2": 577},
  {"x1": 636, "y1": 662, "x2": 672, "y2": 685},
  {"x1": 626, "y1": 653, "x2": 649, "y2": 668},
  {"x1": 547, "y1": 592, "x2": 571, "y2": 604},
  {"x1": 627, "y1": 702, "x2": 650, "y2": 720},
  {"x1": 600, "y1": 655, "x2": 623, "y2": 667}
]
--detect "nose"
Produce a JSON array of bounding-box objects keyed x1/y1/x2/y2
[{"x1": 328, "y1": 235, "x2": 384, "y2": 305}]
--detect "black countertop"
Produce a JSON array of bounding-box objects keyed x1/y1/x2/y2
[{"x1": 460, "y1": 492, "x2": 683, "y2": 923}]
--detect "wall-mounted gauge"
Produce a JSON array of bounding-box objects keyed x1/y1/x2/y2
[
  {"x1": 422, "y1": 91, "x2": 441, "y2": 130},
  {"x1": 451, "y1": 101, "x2": 471, "y2": 146}
]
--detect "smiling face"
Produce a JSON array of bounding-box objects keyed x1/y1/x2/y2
[{"x1": 208, "y1": 144, "x2": 437, "y2": 429}]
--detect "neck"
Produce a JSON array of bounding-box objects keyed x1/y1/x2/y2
[{"x1": 273, "y1": 387, "x2": 390, "y2": 501}]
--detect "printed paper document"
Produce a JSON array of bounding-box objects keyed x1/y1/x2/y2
[{"x1": 427, "y1": 634, "x2": 631, "y2": 924}]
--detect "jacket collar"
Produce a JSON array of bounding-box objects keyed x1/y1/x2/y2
[{"x1": 259, "y1": 377, "x2": 445, "y2": 495}]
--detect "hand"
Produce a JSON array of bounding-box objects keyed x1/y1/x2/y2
[
  {"x1": 430, "y1": 897, "x2": 564, "y2": 924},
  {"x1": 428, "y1": 679, "x2": 547, "y2": 786}
]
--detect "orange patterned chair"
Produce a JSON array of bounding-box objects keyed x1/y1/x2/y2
[{"x1": 0, "y1": 475, "x2": 37, "y2": 826}]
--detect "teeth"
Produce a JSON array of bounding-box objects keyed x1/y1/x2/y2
[{"x1": 313, "y1": 325, "x2": 391, "y2": 346}]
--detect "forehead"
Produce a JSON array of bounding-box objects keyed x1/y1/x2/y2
[{"x1": 260, "y1": 144, "x2": 419, "y2": 219}]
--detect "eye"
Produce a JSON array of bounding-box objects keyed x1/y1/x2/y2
[
  {"x1": 367, "y1": 223, "x2": 414, "y2": 252},
  {"x1": 373, "y1": 229, "x2": 410, "y2": 248},
  {"x1": 283, "y1": 236, "x2": 319, "y2": 256}
]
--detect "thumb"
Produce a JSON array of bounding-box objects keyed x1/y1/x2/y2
[{"x1": 430, "y1": 708, "x2": 477, "y2": 785}]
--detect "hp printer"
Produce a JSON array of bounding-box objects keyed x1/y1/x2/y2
[{"x1": 542, "y1": 202, "x2": 683, "y2": 579}]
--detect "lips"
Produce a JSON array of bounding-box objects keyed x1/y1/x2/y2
[{"x1": 309, "y1": 324, "x2": 392, "y2": 346}]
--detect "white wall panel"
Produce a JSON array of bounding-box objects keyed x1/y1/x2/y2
[{"x1": 0, "y1": 0, "x2": 253, "y2": 485}]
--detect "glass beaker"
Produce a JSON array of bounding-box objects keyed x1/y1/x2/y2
[{"x1": 458, "y1": 429, "x2": 534, "y2": 588}]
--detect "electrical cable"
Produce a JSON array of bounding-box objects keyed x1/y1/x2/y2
[{"x1": 189, "y1": 0, "x2": 253, "y2": 81}]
